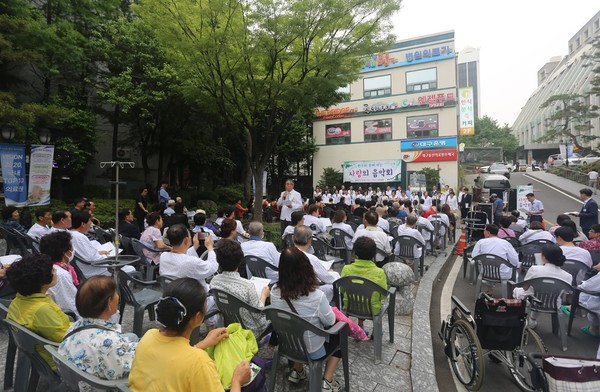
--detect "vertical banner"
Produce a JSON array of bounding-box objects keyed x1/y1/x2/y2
[
  {"x1": 516, "y1": 185, "x2": 533, "y2": 211},
  {"x1": 459, "y1": 87, "x2": 475, "y2": 135},
  {"x1": 28, "y1": 145, "x2": 54, "y2": 206},
  {"x1": 0, "y1": 144, "x2": 28, "y2": 206}
]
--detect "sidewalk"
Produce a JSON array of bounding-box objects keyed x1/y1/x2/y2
[
  {"x1": 525, "y1": 170, "x2": 600, "y2": 203},
  {"x1": 0, "y1": 249, "x2": 454, "y2": 392}
]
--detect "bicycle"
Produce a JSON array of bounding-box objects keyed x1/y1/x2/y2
[{"x1": 439, "y1": 293, "x2": 547, "y2": 391}]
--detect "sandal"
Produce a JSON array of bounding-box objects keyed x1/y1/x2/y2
[
  {"x1": 581, "y1": 326, "x2": 600, "y2": 339},
  {"x1": 560, "y1": 305, "x2": 571, "y2": 316}
]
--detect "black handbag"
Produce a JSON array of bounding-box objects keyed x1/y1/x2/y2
[{"x1": 475, "y1": 297, "x2": 526, "y2": 350}]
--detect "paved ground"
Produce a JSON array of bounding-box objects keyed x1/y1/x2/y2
[{"x1": 0, "y1": 242, "x2": 452, "y2": 391}]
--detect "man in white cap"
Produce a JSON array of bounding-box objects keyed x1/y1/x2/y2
[{"x1": 164, "y1": 200, "x2": 176, "y2": 216}]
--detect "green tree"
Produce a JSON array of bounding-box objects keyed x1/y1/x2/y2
[
  {"x1": 135, "y1": 0, "x2": 399, "y2": 219},
  {"x1": 459, "y1": 116, "x2": 519, "y2": 161},
  {"x1": 537, "y1": 94, "x2": 599, "y2": 155},
  {"x1": 317, "y1": 167, "x2": 343, "y2": 190}
]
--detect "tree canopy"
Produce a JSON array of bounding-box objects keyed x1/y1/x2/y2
[
  {"x1": 135, "y1": 0, "x2": 400, "y2": 218},
  {"x1": 459, "y1": 116, "x2": 519, "y2": 161}
]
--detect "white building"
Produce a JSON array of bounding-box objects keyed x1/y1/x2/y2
[{"x1": 312, "y1": 31, "x2": 459, "y2": 190}]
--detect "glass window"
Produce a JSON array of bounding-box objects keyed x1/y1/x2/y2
[
  {"x1": 406, "y1": 115, "x2": 438, "y2": 138},
  {"x1": 406, "y1": 68, "x2": 437, "y2": 93},
  {"x1": 363, "y1": 75, "x2": 391, "y2": 98},
  {"x1": 325, "y1": 122, "x2": 351, "y2": 145},
  {"x1": 364, "y1": 119, "x2": 392, "y2": 142}
]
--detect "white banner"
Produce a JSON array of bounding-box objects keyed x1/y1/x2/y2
[
  {"x1": 342, "y1": 160, "x2": 403, "y2": 183},
  {"x1": 459, "y1": 87, "x2": 475, "y2": 135},
  {"x1": 27, "y1": 145, "x2": 54, "y2": 206},
  {"x1": 516, "y1": 185, "x2": 533, "y2": 211}
]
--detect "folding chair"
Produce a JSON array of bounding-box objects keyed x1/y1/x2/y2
[
  {"x1": 333, "y1": 276, "x2": 396, "y2": 361},
  {"x1": 473, "y1": 253, "x2": 517, "y2": 300},
  {"x1": 2, "y1": 318, "x2": 62, "y2": 391},
  {"x1": 329, "y1": 228, "x2": 353, "y2": 265},
  {"x1": 244, "y1": 255, "x2": 279, "y2": 280},
  {"x1": 527, "y1": 239, "x2": 553, "y2": 247},
  {"x1": 567, "y1": 286, "x2": 600, "y2": 336},
  {"x1": 562, "y1": 259, "x2": 590, "y2": 286},
  {"x1": 131, "y1": 238, "x2": 166, "y2": 280},
  {"x1": 156, "y1": 274, "x2": 177, "y2": 292},
  {"x1": 209, "y1": 288, "x2": 271, "y2": 340},
  {"x1": 311, "y1": 236, "x2": 344, "y2": 266},
  {"x1": 45, "y1": 345, "x2": 130, "y2": 391},
  {"x1": 263, "y1": 307, "x2": 349, "y2": 392},
  {"x1": 118, "y1": 270, "x2": 162, "y2": 337},
  {"x1": 511, "y1": 277, "x2": 573, "y2": 351},
  {"x1": 517, "y1": 244, "x2": 542, "y2": 278},
  {"x1": 0, "y1": 299, "x2": 17, "y2": 390},
  {"x1": 393, "y1": 235, "x2": 425, "y2": 281},
  {"x1": 503, "y1": 236, "x2": 520, "y2": 248}
]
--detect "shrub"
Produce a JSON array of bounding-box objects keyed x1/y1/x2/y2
[{"x1": 215, "y1": 183, "x2": 244, "y2": 204}]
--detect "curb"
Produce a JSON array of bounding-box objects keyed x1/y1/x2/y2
[
  {"x1": 411, "y1": 249, "x2": 455, "y2": 392},
  {"x1": 523, "y1": 172, "x2": 583, "y2": 200}
]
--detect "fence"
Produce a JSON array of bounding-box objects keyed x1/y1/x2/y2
[{"x1": 548, "y1": 167, "x2": 590, "y2": 186}]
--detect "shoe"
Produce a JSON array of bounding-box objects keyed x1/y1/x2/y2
[
  {"x1": 288, "y1": 368, "x2": 307, "y2": 384},
  {"x1": 581, "y1": 326, "x2": 600, "y2": 339},
  {"x1": 322, "y1": 378, "x2": 341, "y2": 392},
  {"x1": 560, "y1": 305, "x2": 571, "y2": 316},
  {"x1": 527, "y1": 318, "x2": 537, "y2": 329}
]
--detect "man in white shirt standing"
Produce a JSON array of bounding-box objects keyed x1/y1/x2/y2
[
  {"x1": 526, "y1": 192, "x2": 544, "y2": 224},
  {"x1": 27, "y1": 207, "x2": 52, "y2": 241},
  {"x1": 277, "y1": 179, "x2": 303, "y2": 235},
  {"x1": 472, "y1": 224, "x2": 520, "y2": 283},
  {"x1": 589, "y1": 169, "x2": 599, "y2": 195},
  {"x1": 241, "y1": 221, "x2": 280, "y2": 282}
]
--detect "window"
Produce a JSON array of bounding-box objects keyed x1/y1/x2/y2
[
  {"x1": 325, "y1": 122, "x2": 351, "y2": 145},
  {"x1": 337, "y1": 85, "x2": 351, "y2": 101},
  {"x1": 363, "y1": 75, "x2": 391, "y2": 98},
  {"x1": 364, "y1": 119, "x2": 392, "y2": 142},
  {"x1": 406, "y1": 68, "x2": 437, "y2": 93},
  {"x1": 595, "y1": 20, "x2": 599, "y2": 30},
  {"x1": 406, "y1": 115, "x2": 438, "y2": 138}
]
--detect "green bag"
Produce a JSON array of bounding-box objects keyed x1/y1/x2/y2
[{"x1": 205, "y1": 323, "x2": 258, "y2": 389}]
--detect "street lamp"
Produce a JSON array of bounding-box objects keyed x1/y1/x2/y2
[
  {"x1": 39, "y1": 127, "x2": 52, "y2": 144},
  {"x1": 560, "y1": 138, "x2": 569, "y2": 167},
  {"x1": 1, "y1": 123, "x2": 16, "y2": 141}
]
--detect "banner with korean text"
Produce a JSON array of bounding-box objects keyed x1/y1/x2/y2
[
  {"x1": 342, "y1": 160, "x2": 403, "y2": 183},
  {"x1": 27, "y1": 145, "x2": 54, "y2": 206},
  {"x1": 400, "y1": 136, "x2": 457, "y2": 151},
  {"x1": 0, "y1": 144, "x2": 28, "y2": 206},
  {"x1": 516, "y1": 185, "x2": 533, "y2": 211},
  {"x1": 401, "y1": 149, "x2": 458, "y2": 163},
  {"x1": 459, "y1": 87, "x2": 475, "y2": 135}
]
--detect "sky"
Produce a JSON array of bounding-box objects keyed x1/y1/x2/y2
[{"x1": 393, "y1": 1, "x2": 600, "y2": 127}]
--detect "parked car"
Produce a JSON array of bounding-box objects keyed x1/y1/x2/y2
[
  {"x1": 489, "y1": 163, "x2": 511, "y2": 178},
  {"x1": 478, "y1": 165, "x2": 490, "y2": 174},
  {"x1": 580, "y1": 154, "x2": 600, "y2": 165},
  {"x1": 552, "y1": 153, "x2": 582, "y2": 167}
]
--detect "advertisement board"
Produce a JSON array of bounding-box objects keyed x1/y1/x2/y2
[
  {"x1": 517, "y1": 185, "x2": 534, "y2": 211},
  {"x1": 400, "y1": 136, "x2": 457, "y2": 151},
  {"x1": 363, "y1": 119, "x2": 392, "y2": 135},
  {"x1": 27, "y1": 145, "x2": 54, "y2": 206},
  {"x1": 401, "y1": 149, "x2": 457, "y2": 163},
  {"x1": 0, "y1": 144, "x2": 28, "y2": 206},
  {"x1": 459, "y1": 87, "x2": 475, "y2": 135},
  {"x1": 325, "y1": 123, "x2": 351, "y2": 139},
  {"x1": 342, "y1": 160, "x2": 403, "y2": 183}
]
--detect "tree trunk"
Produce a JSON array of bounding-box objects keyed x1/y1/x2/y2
[{"x1": 252, "y1": 165, "x2": 265, "y2": 222}]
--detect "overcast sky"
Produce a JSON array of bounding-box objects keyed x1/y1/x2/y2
[{"x1": 393, "y1": 1, "x2": 599, "y2": 127}]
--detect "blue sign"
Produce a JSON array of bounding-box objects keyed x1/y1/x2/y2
[
  {"x1": 0, "y1": 144, "x2": 28, "y2": 206},
  {"x1": 400, "y1": 136, "x2": 458, "y2": 151}
]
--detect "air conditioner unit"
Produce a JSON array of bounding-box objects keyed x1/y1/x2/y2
[{"x1": 116, "y1": 148, "x2": 132, "y2": 160}]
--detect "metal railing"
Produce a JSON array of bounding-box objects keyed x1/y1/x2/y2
[{"x1": 548, "y1": 166, "x2": 589, "y2": 185}]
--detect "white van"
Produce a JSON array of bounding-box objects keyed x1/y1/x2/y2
[{"x1": 480, "y1": 174, "x2": 511, "y2": 200}]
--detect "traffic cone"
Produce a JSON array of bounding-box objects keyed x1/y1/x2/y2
[{"x1": 454, "y1": 229, "x2": 467, "y2": 255}]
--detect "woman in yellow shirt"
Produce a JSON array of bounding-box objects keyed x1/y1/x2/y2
[
  {"x1": 128, "y1": 277, "x2": 250, "y2": 392},
  {"x1": 6, "y1": 254, "x2": 71, "y2": 369}
]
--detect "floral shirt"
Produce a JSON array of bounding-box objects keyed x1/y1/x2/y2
[
  {"x1": 59, "y1": 318, "x2": 137, "y2": 381},
  {"x1": 140, "y1": 226, "x2": 162, "y2": 264},
  {"x1": 578, "y1": 237, "x2": 600, "y2": 251}
]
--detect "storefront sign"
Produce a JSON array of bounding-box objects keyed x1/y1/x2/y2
[
  {"x1": 314, "y1": 106, "x2": 357, "y2": 120},
  {"x1": 459, "y1": 87, "x2": 475, "y2": 135},
  {"x1": 27, "y1": 145, "x2": 54, "y2": 206},
  {"x1": 400, "y1": 136, "x2": 457, "y2": 151},
  {"x1": 0, "y1": 144, "x2": 28, "y2": 206},
  {"x1": 342, "y1": 160, "x2": 403, "y2": 183},
  {"x1": 364, "y1": 119, "x2": 392, "y2": 135},
  {"x1": 325, "y1": 123, "x2": 351, "y2": 139},
  {"x1": 361, "y1": 45, "x2": 454, "y2": 73},
  {"x1": 363, "y1": 102, "x2": 397, "y2": 114},
  {"x1": 401, "y1": 149, "x2": 457, "y2": 163}
]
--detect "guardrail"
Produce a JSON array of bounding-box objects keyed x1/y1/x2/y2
[{"x1": 548, "y1": 166, "x2": 589, "y2": 185}]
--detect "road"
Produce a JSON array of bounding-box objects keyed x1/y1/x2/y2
[{"x1": 432, "y1": 172, "x2": 597, "y2": 391}]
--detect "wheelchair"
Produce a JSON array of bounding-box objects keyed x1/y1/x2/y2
[{"x1": 439, "y1": 293, "x2": 547, "y2": 391}]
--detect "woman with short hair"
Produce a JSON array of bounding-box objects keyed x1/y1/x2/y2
[
  {"x1": 1, "y1": 205, "x2": 27, "y2": 234},
  {"x1": 331, "y1": 209, "x2": 354, "y2": 250},
  {"x1": 129, "y1": 278, "x2": 250, "y2": 391},
  {"x1": 59, "y1": 276, "x2": 137, "y2": 380}
]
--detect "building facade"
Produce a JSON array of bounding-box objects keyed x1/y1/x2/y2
[
  {"x1": 312, "y1": 31, "x2": 459, "y2": 190},
  {"x1": 513, "y1": 10, "x2": 600, "y2": 163}
]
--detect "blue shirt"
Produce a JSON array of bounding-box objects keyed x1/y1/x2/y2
[
  {"x1": 493, "y1": 198, "x2": 503, "y2": 216},
  {"x1": 158, "y1": 187, "x2": 170, "y2": 205},
  {"x1": 529, "y1": 199, "x2": 544, "y2": 215}
]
